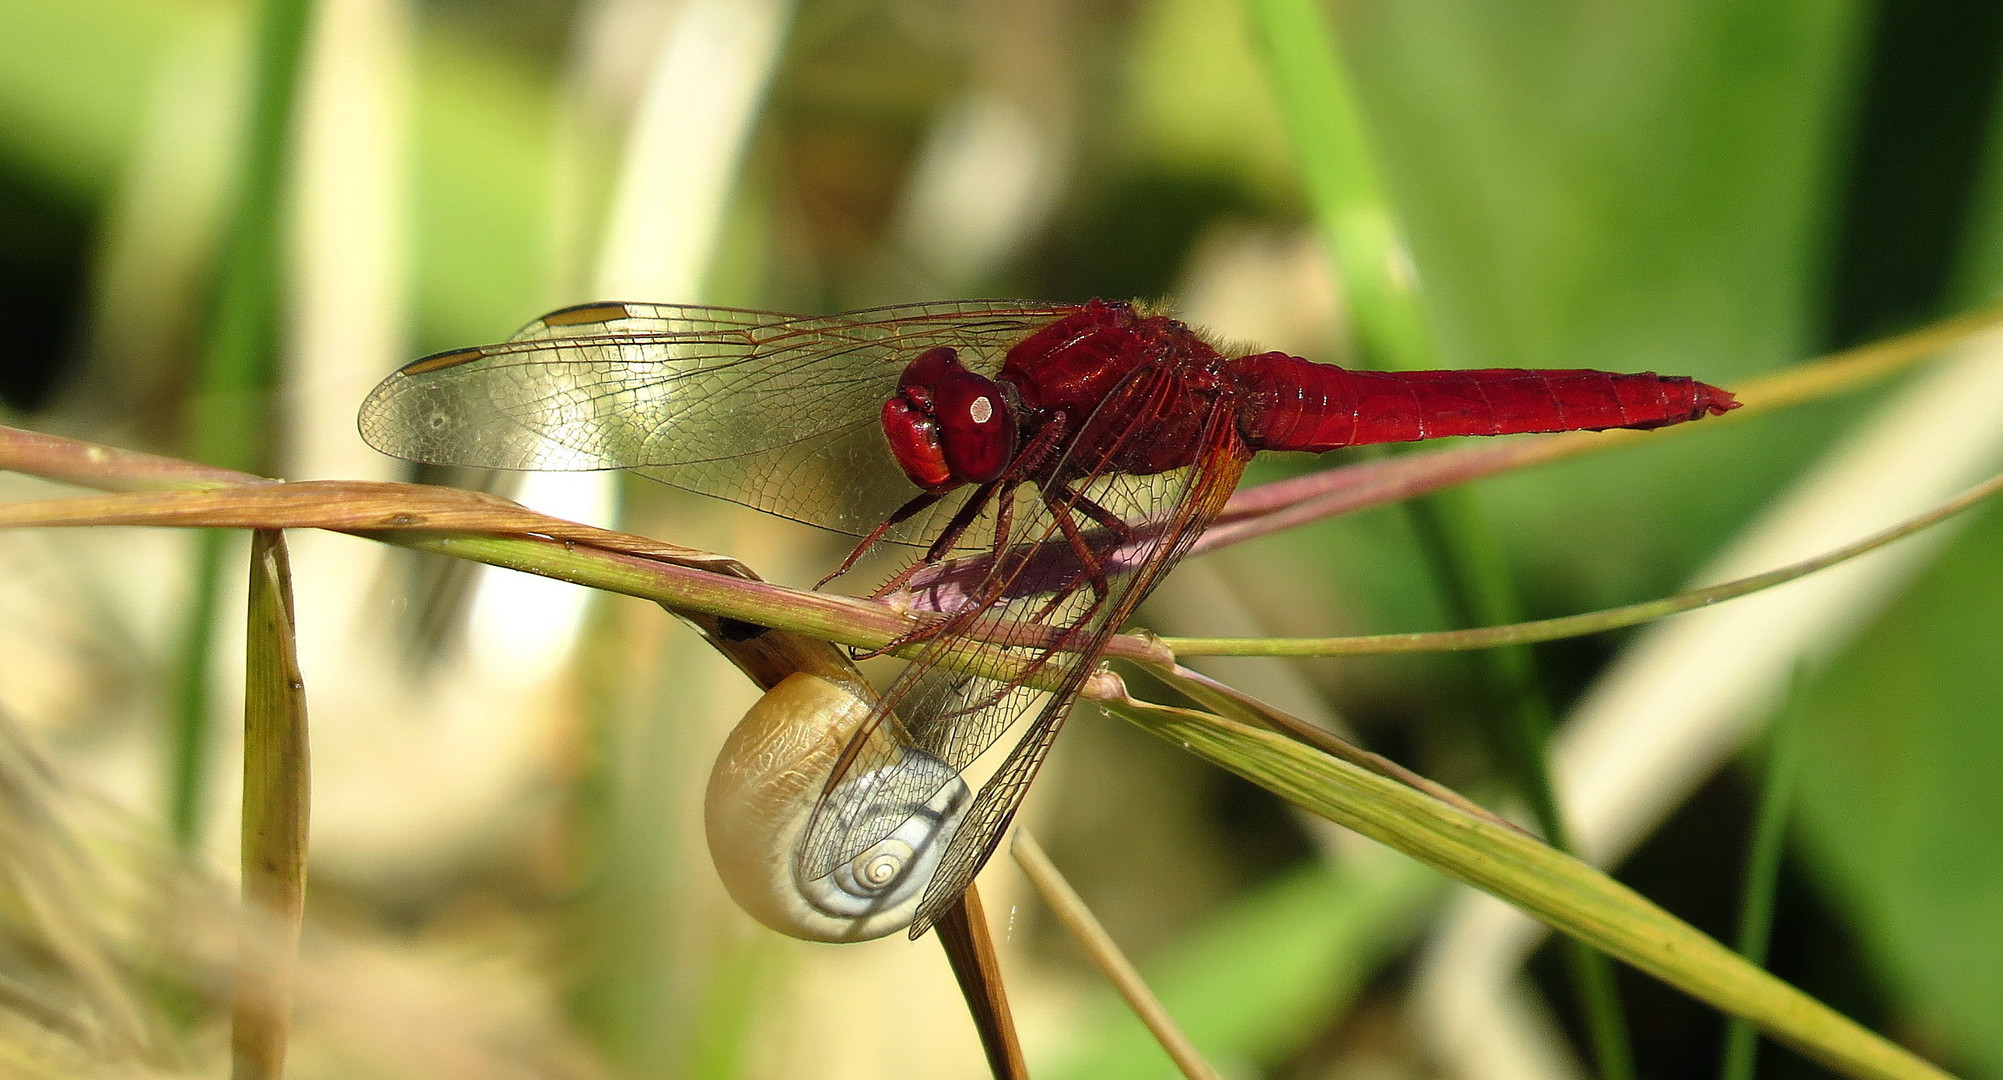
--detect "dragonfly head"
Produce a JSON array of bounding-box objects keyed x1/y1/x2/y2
[{"x1": 882, "y1": 346, "x2": 1019, "y2": 493}]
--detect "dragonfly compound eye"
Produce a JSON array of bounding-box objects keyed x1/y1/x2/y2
[
  {"x1": 881, "y1": 395, "x2": 954, "y2": 492},
  {"x1": 704, "y1": 673, "x2": 971, "y2": 942},
  {"x1": 930, "y1": 370, "x2": 1016, "y2": 484}
]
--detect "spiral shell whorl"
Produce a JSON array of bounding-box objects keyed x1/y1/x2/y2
[{"x1": 704, "y1": 673, "x2": 969, "y2": 942}]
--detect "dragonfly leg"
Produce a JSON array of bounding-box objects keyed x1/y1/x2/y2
[
  {"x1": 866, "y1": 480, "x2": 1005, "y2": 603},
  {"x1": 817, "y1": 491, "x2": 945, "y2": 589},
  {"x1": 1065, "y1": 489, "x2": 1133, "y2": 544},
  {"x1": 942, "y1": 415, "x2": 1072, "y2": 599},
  {"x1": 1011, "y1": 411, "x2": 1072, "y2": 478},
  {"x1": 904, "y1": 413, "x2": 1067, "y2": 577},
  {"x1": 938, "y1": 412, "x2": 1066, "y2": 571},
  {"x1": 852, "y1": 482, "x2": 1013, "y2": 662},
  {"x1": 852, "y1": 416, "x2": 1076, "y2": 659},
  {"x1": 885, "y1": 482, "x2": 1049, "y2": 658},
  {"x1": 1037, "y1": 480, "x2": 1119, "y2": 608},
  {"x1": 928, "y1": 478, "x2": 1009, "y2": 565},
  {"x1": 866, "y1": 413, "x2": 1068, "y2": 604},
  {"x1": 855, "y1": 493, "x2": 1090, "y2": 679},
  {"x1": 852, "y1": 570, "x2": 1012, "y2": 663}
]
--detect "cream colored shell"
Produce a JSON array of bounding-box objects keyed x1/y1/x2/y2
[{"x1": 704, "y1": 672, "x2": 970, "y2": 942}]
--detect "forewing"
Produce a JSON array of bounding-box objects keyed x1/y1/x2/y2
[
  {"x1": 357, "y1": 300, "x2": 1074, "y2": 539},
  {"x1": 795, "y1": 361, "x2": 1253, "y2": 936}
]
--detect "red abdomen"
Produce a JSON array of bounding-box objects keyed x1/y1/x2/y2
[{"x1": 1228, "y1": 352, "x2": 1738, "y2": 452}]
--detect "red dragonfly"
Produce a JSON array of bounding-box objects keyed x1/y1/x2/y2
[{"x1": 359, "y1": 298, "x2": 1736, "y2": 937}]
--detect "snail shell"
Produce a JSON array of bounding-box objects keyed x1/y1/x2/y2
[{"x1": 704, "y1": 672, "x2": 971, "y2": 942}]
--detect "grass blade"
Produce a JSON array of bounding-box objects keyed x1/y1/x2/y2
[
  {"x1": 1720, "y1": 673, "x2": 1808, "y2": 1080},
  {"x1": 1013, "y1": 830, "x2": 1220, "y2": 1080},
  {"x1": 231, "y1": 529, "x2": 310, "y2": 1080},
  {"x1": 171, "y1": 0, "x2": 313, "y2": 849},
  {"x1": 1097, "y1": 690, "x2": 1953, "y2": 1080},
  {"x1": 1241, "y1": 0, "x2": 1426, "y2": 366}
]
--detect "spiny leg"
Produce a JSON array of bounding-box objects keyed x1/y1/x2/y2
[
  {"x1": 873, "y1": 413, "x2": 1070, "y2": 606},
  {"x1": 879, "y1": 483, "x2": 1046, "y2": 706},
  {"x1": 955, "y1": 415, "x2": 1073, "y2": 606},
  {"x1": 1066, "y1": 486, "x2": 1134, "y2": 544},
  {"x1": 1038, "y1": 479, "x2": 1120, "y2": 610},
  {"x1": 817, "y1": 490, "x2": 944, "y2": 589},
  {"x1": 943, "y1": 475, "x2": 1149, "y2": 721},
  {"x1": 854, "y1": 481, "x2": 1012, "y2": 661},
  {"x1": 854, "y1": 415, "x2": 1081, "y2": 669},
  {"x1": 869, "y1": 479, "x2": 1004, "y2": 601}
]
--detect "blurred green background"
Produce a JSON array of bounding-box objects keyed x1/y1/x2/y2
[{"x1": 1, "y1": 0, "x2": 2000, "y2": 1078}]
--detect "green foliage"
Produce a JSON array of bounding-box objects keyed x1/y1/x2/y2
[{"x1": 1795, "y1": 501, "x2": 2003, "y2": 1077}]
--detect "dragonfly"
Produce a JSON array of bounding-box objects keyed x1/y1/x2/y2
[{"x1": 359, "y1": 297, "x2": 1736, "y2": 938}]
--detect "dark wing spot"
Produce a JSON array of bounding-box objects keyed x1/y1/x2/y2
[
  {"x1": 400, "y1": 347, "x2": 488, "y2": 375},
  {"x1": 541, "y1": 302, "x2": 633, "y2": 327}
]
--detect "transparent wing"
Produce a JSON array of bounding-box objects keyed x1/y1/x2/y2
[
  {"x1": 358, "y1": 300, "x2": 1077, "y2": 541},
  {"x1": 360, "y1": 296, "x2": 1253, "y2": 934},
  {"x1": 796, "y1": 361, "x2": 1253, "y2": 935}
]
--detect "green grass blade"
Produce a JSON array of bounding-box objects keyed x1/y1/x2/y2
[
  {"x1": 169, "y1": 0, "x2": 311, "y2": 849},
  {"x1": 1100, "y1": 691, "x2": 1955, "y2": 1080},
  {"x1": 1405, "y1": 492, "x2": 1640, "y2": 1078},
  {"x1": 188, "y1": 0, "x2": 311, "y2": 474},
  {"x1": 231, "y1": 529, "x2": 309, "y2": 1080},
  {"x1": 1240, "y1": 0, "x2": 1426, "y2": 367},
  {"x1": 1720, "y1": 673, "x2": 1808, "y2": 1080}
]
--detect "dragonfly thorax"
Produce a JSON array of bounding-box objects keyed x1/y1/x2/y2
[{"x1": 998, "y1": 299, "x2": 1236, "y2": 478}]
